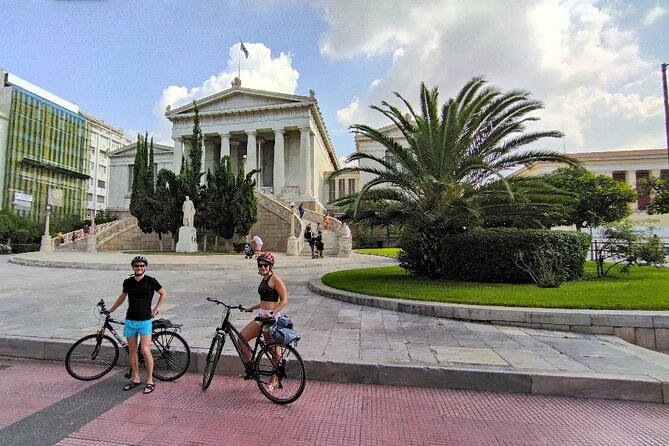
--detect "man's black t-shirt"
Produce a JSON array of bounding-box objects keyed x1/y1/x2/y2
[{"x1": 122, "y1": 275, "x2": 162, "y2": 321}]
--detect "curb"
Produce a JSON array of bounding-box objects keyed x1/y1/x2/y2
[
  {"x1": 308, "y1": 279, "x2": 669, "y2": 350},
  {"x1": 1, "y1": 335, "x2": 666, "y2": 403}
]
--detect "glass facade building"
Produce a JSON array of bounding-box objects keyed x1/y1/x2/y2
[{"x1": 1, "y1": 84, "x2": 90, "y2": 222}]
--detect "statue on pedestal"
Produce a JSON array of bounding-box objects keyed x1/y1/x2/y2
[{"x1": 182, "y1": 196, "x2": 196, "y2": 227}]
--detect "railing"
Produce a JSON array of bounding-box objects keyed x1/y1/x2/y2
[
  {"x1": 302, "y1": 208, "x2": 343, "y2": 233},
  {"x1": 94, "y1": 217, "x2": 138, "y2": 247},
  {"x1": 255, "y1": 191, "x2": 301, "y2": 238}
]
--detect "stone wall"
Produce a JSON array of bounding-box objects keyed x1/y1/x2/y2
[
  {"x1": 247, "y1": 206, "x2": 291, "y2": 252},
  {"x1": 99, "y1": 226, "x2": 173, "y2": 252}
]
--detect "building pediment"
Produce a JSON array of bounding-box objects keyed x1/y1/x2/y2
[
  {"x1": 109, "y1": 142, "x2": 174, "y2": 158},
  {"x1": 166, "y1": 87, "x2": 314, "y2": 119}
]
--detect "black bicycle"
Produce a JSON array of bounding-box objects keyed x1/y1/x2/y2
[
  {"x1": 202, "y1": 297, "x2": 306, "y2": 404},
  {"x1": 65, "y1": 299, "x2": 191, "y2": 382}
]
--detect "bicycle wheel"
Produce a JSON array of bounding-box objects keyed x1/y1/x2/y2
[
  {"x1": 65, "y1": 334, "x2": 119, "y2": 381},
  {"x1": 202, "y1": 334, "x2": 224, "y2": 390},
  {"x1": 254, "y1": 343, "x2": 306, "y2": 404},
  {"x1": 151, "y1": 331, "x2": 191, "y2": 381}
]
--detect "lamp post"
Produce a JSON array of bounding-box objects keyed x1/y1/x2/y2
[
  {"x1": 287, "y1": 201, "x2": 299, "y2": 256},
  {"x1": 39, "y1": 204, "x2": 53, "y2": 252},
  {"x1": 661, "y1": 63, "x2": 669, "y2": 165},
  {"x1": 86, "y1": 207, "x2": 97, "y2": 252}
]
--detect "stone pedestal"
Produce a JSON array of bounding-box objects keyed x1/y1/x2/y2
[
  {"x1": 40, "y1": 234, "x2": 53, "y2": 253},
  {"x1": 175, "y1": 226, "x2": 198, "y2": 253},
  {"x1": 287, "y1": 236, "x2": 299, "y2": 256},
  {"x1": 338, "y1": 223, "x2": 352, "y2": 257},
  {"x1": 86, "y1": 236, "x2": 97, "y2": 252}
]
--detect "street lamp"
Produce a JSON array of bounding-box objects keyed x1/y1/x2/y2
[
  {"x1": 661, "y1": 63, "x2": 669, "y2": 165},
  {"x1": 39, "y1": 204, "x2": 52, "y2": 252},
  {"x1": 287, "y1": 201, "x2": 299, "y2": 256}
]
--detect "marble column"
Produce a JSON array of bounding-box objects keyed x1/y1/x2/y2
[
  {"x1": 273, "y1": 129, "x2": 285, "y2": 195},
  {"x1": 299, "y1": 127, "x2": 311, "y2": 196},
  {"x1": 172, "y1": 136, "x2": 183, "y2": 173},
  {"x1": 257, "y1": 138, "x2": 264, "y2": 187},
  {"x1": 219, "y1": 132, "x2": 230, "y2": 161},
  {"x1": 246, "y1": 130, "x2": 257, "y2": 181}
]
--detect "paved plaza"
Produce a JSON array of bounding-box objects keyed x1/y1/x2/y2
[
  {"x1": 2, "y1": 358, "x2": 669, "y2": 446},
  {"x1": 2, "y1": 251, "x2": 669, "y2": 404}
]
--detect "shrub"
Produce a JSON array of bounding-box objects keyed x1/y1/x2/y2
[
  {"x1": 0, "y1": 208, "x2": 41, "y2": 243},
  {"x1": 399, "y1": 228, "x2": 590, "y2": 283}
]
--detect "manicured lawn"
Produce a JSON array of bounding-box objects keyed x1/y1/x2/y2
[
  {"x1": 321, "y1": 262, "x2": 669, "y2": 310},
  {"x1": 355, "y1": 248, "x2": 401, "y2": 258}
]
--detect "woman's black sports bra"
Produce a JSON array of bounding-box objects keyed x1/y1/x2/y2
[{"x1": 258, "y1": 275, "x2": 280, "y2": 302}]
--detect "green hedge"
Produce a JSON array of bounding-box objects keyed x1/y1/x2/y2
[
  {"x1": 399, "y1": 229, "x2": 590, "y2": 283},
  {"x1": 444, "y1": 229, "x2": 589, "y2": 283}
]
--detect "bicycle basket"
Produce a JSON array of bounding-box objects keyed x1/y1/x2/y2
[
  {"x1": 269, "y1": 325, "x2": 298, "y2": 346},
  {"x1": 152, "y1": 318, "x2": 175, "y2": 330}
]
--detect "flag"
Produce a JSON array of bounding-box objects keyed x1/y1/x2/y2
[{"x1": 240, "y1": 41, "x2": 249, "y2": 59}]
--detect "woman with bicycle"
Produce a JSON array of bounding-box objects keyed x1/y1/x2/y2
[
  {"x1": 239, "y1": 252, "x2": 287, "y2": 388},
  {"x1": 108, "y1": 255, "x2": 167, "y2": 394}
]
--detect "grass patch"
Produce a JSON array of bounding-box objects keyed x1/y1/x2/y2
[
  {"x1": 354, "y1": 248, "x2": 401, "y2": 258},
  {"x1": 321, "y1": 262, "x2": 669, "y2": 310}
]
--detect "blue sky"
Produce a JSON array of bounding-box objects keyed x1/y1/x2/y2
[{"x1": 1, "y1": 0, "x2": 667, "y2": 161}]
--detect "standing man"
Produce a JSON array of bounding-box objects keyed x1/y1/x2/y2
[
  {"x1": 298, "y1": 203, "x2": 305, "y2": 219},
  {"x1": 108, "y1": 255, "x2": 166, "y2": 394}
]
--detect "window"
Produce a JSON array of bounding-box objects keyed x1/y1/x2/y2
[
  {"x1": 328, "y1": 179, "x2": 335, "y2": 203},
  {"x1": 636, "y1": 170, "x2": 650, "y2": 210},
  {"x1": 91, "y1": 148, "x2": 95, "y2": 157},
  {"x1": 97, "y1": 180, "x2": 106, "y2": 189},
  {"x1": 612, "y1": 171, "x2": 626, "y2": 182},
  {"x1": 99, "y1": 165, "x2": 107, "y2": 175},
  {"x1": 661, "y1": 170, "x2": 669, "y2": 180},
  {"x1": 338, "y1": 179, "x2": 346, "y2": 198},
  {"x1": 128, "y1": 165, "x2": 134, "y2": 191},
  {"x1": 87, "y1": 193, "x2": 93, "y2": 201},
  {"x1": 348, "y1": 178, "x2": 356, "y2": 195},
  {"x1": 89, "y1": 161, "x2": 94, "y2": 172},
  {"x1": 96, "y1": 195, "x2": 105, "y2": 204}
]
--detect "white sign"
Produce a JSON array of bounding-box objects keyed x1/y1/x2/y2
[
  {"x1": 48, "y1": 189, "x2": 63, "y2": 206},
  {"x1": 13, "y1": 192, "x2": 32, "y2": 211}
]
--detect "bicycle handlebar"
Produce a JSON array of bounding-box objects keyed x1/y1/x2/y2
[
  {"x1": 96, "y1": 299, "x2": 110, "y2": 315},
  {"x1": 206, "y1": 297, "x2": 244, "y2": 311}
]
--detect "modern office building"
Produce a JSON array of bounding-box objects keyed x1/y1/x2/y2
[
  {"x1": 0, "y1": 69, "x2": 89, "y2": 222},
  {"x1": 0, "y1": 69, "x2": 129, "y2": 223}
]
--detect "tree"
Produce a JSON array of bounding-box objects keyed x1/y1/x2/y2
[
  {"x1": 234, "y1": 165, "x2": 259, "y2": 238},
  {"x1": 543, "y1": 166, "x2": 636, "y2": 230},
  {"x1": 203, "y1": 155, "x2": 237, "y2": 240},
  {"x1": 330, "y1": 77, "x2": 576, "y2": 276},
  {"x1": 153, "y1": 169, "x2": 180, "y2": 251},
  {"x1": 637, "y1": 176, "x2": 669, "y2": 215},
  {"x1": 179, "y1": 102, "x2": 204, "y2": 214},
  {"x1": 129, "y1": 133, "x2": 156, "y2": 234}
]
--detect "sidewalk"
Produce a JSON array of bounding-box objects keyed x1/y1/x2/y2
[{"x1": 2, "y1": 251, "x2": 669, "y2": 403}]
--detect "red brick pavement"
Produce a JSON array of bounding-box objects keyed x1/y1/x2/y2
[{"x1": 2, "y1": 359, "x2": 669, "y2": 445}]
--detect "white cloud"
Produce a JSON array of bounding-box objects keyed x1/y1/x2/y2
[
  {"x1": 642, "y1": 5, "x2": 667, "y2": 26},
  {"x1": 321, "y1": 0, "x2": 664, "y2": 153},
  {"x1": 150, "y1": 42, "x2": 299, "y2": 144},
  {"x1": 336, "y1": 97, "x2": 359, "y2": 127}
]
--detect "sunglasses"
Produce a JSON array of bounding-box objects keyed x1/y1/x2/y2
[
  {"x1": 133, "y1": 264, "x2": 146, "y2": 268},
  {"x1": 257, "y1": 263, "x2": 271, "y2": 268}
]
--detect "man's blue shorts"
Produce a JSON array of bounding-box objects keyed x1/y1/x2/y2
[{"x1": 123, "y1": 319, "x2": 152, "y2": 338}]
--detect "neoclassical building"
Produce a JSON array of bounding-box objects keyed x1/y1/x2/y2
[{"x1": 165, "y1": 80, "x2": 339, "y2": 211}]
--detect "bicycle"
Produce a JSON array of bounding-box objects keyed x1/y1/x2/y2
[
  {"x1": 202, "y1": 297, "x2": 306, "y2": 405},
  {"x1": 65, "y1": 299, "x2": 191, "y2": 382}
]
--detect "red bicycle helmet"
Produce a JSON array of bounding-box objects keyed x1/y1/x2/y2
[{"x1": 257, "y1": 252, "x2": 275, "y2": 266}]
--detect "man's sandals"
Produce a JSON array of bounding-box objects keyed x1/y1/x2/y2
[
  {"x1": 123, "y1": 381, "x2": 141, "y2": 391},
  {"x1": 143, "y1": 383, "x2": 155, "y2": 394}
]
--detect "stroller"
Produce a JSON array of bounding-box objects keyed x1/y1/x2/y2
[{"x1": 243, "y1": 243, "x2": 254, "y2": 259}]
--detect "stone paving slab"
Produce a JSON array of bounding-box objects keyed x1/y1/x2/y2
[{"x1": 1, "y1": 252, "x2": 669, "y2": 403}]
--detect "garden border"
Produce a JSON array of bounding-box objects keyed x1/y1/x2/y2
[{"x1": 308, "y1": 278, "x2": 669, "y2": 350}]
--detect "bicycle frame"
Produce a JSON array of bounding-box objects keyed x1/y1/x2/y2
[{"x1": 207, "y1": 298, "x2": 273, "y2": 374}]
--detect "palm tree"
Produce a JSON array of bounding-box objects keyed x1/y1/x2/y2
[{"x1": 332, "y1": 77, "x2": 576, "y2": 275}]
